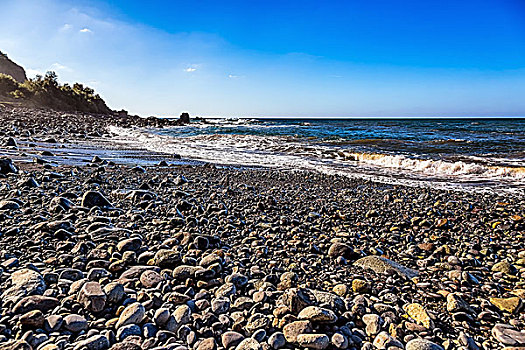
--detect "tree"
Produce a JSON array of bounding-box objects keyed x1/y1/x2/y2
[
  {"x1": 43, "y1": 71, "x2": 58, "y2": 88},
  {"x1": 4, "y1": 70, "x2": 111, "y2": 113}
]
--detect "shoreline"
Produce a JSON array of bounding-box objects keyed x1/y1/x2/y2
[{"x1": 0, "y1": 106, "x2": 524, "y2": 349}]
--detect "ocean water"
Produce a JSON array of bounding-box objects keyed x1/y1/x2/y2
[{"x1": 109, "y1": 118, "x2": 525, "y2": 194}]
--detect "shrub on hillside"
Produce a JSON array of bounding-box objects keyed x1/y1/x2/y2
[
  {"x1": 7, "y1": 71, "x2": 112, "y2": 114},
  {"x1": 0, "y1": 73, "x2": 19, "y2": 96}
]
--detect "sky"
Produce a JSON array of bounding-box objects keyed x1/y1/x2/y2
[{"x1": 1, "y1": 0, "x2": 525, "y2": 117}]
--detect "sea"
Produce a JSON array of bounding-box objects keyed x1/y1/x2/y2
[{"x1": 109, "y1": 118, "x2": 525, "y2": 194}]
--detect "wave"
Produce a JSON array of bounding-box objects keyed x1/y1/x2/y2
[
  {"x1": 427, "y1": 138, "x2": 472, "y2": 144},
  {"x1": 338, "y1": 151, "x2": 525, "y2": 179},
  {"x1": 107, "y1": 126, "x2": 525, "y2": 193},
  {"x1": 326, "y1": 138, "x2": 415, "y2": 146}
]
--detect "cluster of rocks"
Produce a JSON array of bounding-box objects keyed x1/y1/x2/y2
[
  {"x1": 0, "y1": 107, "x2": 524, "y2": 350},
  {"x1": 0, "y1": 106, "x2": 189, "y2": 140}
]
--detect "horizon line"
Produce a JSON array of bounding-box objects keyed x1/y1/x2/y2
[{"x1": 153, "y1": 114, "x2": 525, "y2": 120}]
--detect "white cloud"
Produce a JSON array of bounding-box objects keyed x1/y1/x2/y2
[
  {"x1": 184, "y1": 67, "x2": 197, "y2": 72},
  {"x1": 49, "y1": 62, "x2": 72, "y2": 72},
  {"x1": 60, "y1": 23, "x2": 72, "y2": 31},
  {"x1": 79, "y1": 28, "x2": 92, "y2": 33},
  {"x1": 26, "y1": 68, "x2": 42, "y2": 78}
]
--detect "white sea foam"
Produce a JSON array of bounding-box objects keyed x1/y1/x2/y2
[
  {"x1": 339, "y1": 152, "x2": 525, "y2": 178},
  {"x1": 108, "y1": 126, "x2": 525, "y2": 193}
]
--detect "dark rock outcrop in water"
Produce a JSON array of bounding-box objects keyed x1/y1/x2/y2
[
  {"x1": 179, "y1": 112, "x2": 190, "y2": 124},
  {"x1": 0, "y1": 51, "x2": 27, "y2": 83}
]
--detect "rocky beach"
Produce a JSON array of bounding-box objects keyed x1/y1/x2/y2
[{"x1": 0, "y1": 106, "x2": 524, "y2": 350}]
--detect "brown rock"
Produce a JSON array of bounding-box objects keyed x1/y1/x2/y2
[
  {"x1": 19, "y1": 310, "x2": 45, "y2": 328},
  {"x1": 140, "y1": 270, "x2": 163, "y2": 288},
  {"x1": 197, "y1": 338, "x2": 217, "y2": 350},
  {"x1": 0, "y1": 340, "x2": 31, "y2": 350},
  {"x1": 12, "y1": 295, "x2": 59, "y2": 314},
  {"x1": 283, "y1": 320, "x2": 312, "y2": 343},
  {"x1": 490, "y1": 297, "x2": 522, "y2": 314},
  {"x1": 78, "y1": 281, "x2": 106, "y2": 313},
  {"x1": 279, "y1": 288, "x2": 315, "y2": 314}
]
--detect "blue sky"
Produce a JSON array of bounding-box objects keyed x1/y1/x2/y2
[{"x1": 1, "y1": 0, "x2": 525, "y2": 117}]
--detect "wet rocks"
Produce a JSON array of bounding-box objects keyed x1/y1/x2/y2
[
  {"x1": 19, "y1": 310, "x2": 45, "y2": 328},
  {"x1": 152, "y1": 249, "x2": 181, "y2": 267},
  {"x1": 235, "y1": 338, "x2": 262, "y2": 350},
  {"x1": 373, "y1": 331, "x2": 403, "y2": 349},
  {"x1": 197, "y1": 338, "x2": 217, "y2": 350},
  {"x1": 278, "y1": 288, "x2": 315, "y2": 313},
  {"x1": 104, "y1": 282, "x2": 125, "y2": 304},
  {"x1": 139, "y1": 269, "x2": 163, "y2": 287},
  {"x1": 268, "y1": 332, "x2": 286, "y2": 349},
  {"x1": 492, "y1": 260, "x2": 516, "y2": 274},
  {"x1": 0, "y1": 199, "x2": 20, "y2": 210},
  {"x1": 117, "y1": 237, "x2": 142, "y2": 252},
  {"x1": 363, "y1": 314, "x2": 384, "y2": 336},
  {"x1": 351, "y1": 279, "x2": 370, "y2": 293}
]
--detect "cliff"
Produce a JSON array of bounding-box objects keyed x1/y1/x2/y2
[{"x1": 0, "y1": 51, "x2": 27, "y2": 83}]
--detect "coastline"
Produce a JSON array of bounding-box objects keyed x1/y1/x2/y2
[{"x1": 0, "y1": 106, "x2": 524, "y2": 349}]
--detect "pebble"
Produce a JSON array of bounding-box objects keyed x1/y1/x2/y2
[
  {"x1": 489, "y1": 297, "x2": 522, "y2": 314},
  {"x1": 297, "y1": 334, "x2": 330, "y2": 350},
  {"x1": 235, "y1": 338, "x2": 262, "y2": 350},
  {"x1": 405, "y1": 338, "x2": 444, "y2": 350},
  {"x1": 63, "y1": 314, "x2": 88, "y2": 332},
  {"x1": 283, "y1": 320, "x2": 312, "y2": 343},
  {"x1": 492, "y1": 324, "x2": 525, "y2": 346},
  {"x1": 268, "y1": 332, "x2": 286, "y2": 349},
  {"x1": 73, "y1": 334, "x2": 110, "y2": 350},
  {"x1": 78, "y1": 281, "x2": 106, "y2": 312},
  {"x1": 354, "y1": 256, "x2": 419, "y2": 279},
  {"x1": 222, "y1": 331, "x2": 245, "y2": 348},
  {"x1": 81, "y1": 191, "x2": 113, "y2": 208},
  {"x1": 116, "y1": 303, "x2": 145, "y2": 328},
  {"x1": 297, "y1": 306, "x2": 338, "y2": 323}
]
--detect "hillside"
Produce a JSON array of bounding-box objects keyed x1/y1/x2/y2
[
  {"x1": 0, "y1": 51, "x2": 112, "y2": 114},
  {"x1": 0, "y1": 51, "x2": 27, "y2": 83}
]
